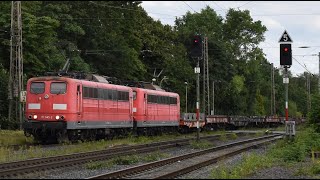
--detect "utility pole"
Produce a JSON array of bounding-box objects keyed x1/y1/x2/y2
[
  {"x1": 8, "y1": 1, "x2": 24, "y2": 129},
  {"x1": 319, "y1": 52, "x2": 320, "y2": 94},
  {"x1": 191, "y1": 35, "x2": 202, "y2": 142},
  {"x1": 196, "y1": 59, "x2": 200, "y2": 142},
  {"x1": 307, "y1": 73, "x2": 311, "y2": 111},
  {"x1": 212, "y1": 81, "x2": 214, "y2": 115},
  {"x1": 185, "y1": 81, "x2": 188, "y2": 113},
  {"x1": 270, "y1": 63, "x2": 276, "y2": 116},
  {"x1": 273, "y1": 63, "x2": 276, "y2": 116},
  {"x1": 270, "y1": 63, "x2": 273, "y2": 116},
  {"x1": 202, "y1": 37, "x2": 209, "y2": 115},
  {"x1": 284, "y1": 67, "x2": 289, "y2": 122}
]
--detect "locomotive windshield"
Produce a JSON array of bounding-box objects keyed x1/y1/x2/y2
[
  {"x1": 50, "y1": 82, "x2": 67, "y2": 94},
  {"x1": 30, "y1": 82, "x2": 45, "y2": 94}
]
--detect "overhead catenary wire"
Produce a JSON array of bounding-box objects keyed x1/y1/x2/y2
[
  {"x1": 237, "y1": 1, "x2": 253, "y2": 9},
  {"x1": 182, "y1": 1, "x2": 198, "y2": 13},
  {"x1": 292, "y1": 57, "x2": 313, "y2": 75},
  {"x1": 210, "y1": 1, "x2": 227, "y2": 13}
]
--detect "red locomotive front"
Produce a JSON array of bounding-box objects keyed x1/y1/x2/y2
[
  {"x1": 23, "y1": 76, "x2": 80, "y2": 142},
  {"x1": 25, "y1": 77, "x2": 78, "y2": 122}
]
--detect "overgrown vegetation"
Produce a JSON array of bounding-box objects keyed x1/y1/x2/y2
[
  {"x1": 219, "y1": 133, "x2": 228, "y2": 141},
  {"x1": 210, "y1": 153, "x2": 273, "y2": 178},
  {"x1": 0, "y1": 130, "x2": 34, "y2": 146},
  {"x1": 86, "y1": 151, "x2": 169, "y2": 170},
  {"x1": 190, "y1": 139, "x2": 214, "y2": 149},
  {"x1": 229, "y1": 133, "x2": 238, "y2": 140},
  {"x1": 210, "y1": 126, "x2": 320, "y2": 179},
  {"x1": 0, "y1": 131, "x2": 223, "y2": 163}
]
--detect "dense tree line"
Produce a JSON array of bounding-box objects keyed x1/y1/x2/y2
[{"x1": 0, "y1": 1, "x2": 317, "y2": 129}]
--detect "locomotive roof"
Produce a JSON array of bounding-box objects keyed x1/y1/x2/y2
[
  {"x1": 132, "y1": 87, "x2": 179, "y2": 97},
  {"x1": 28, "y1": 75, "x2": 177, "y2": 94}
]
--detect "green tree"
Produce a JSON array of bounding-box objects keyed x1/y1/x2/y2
[{"x1": 308, "y1": 94, "x2": 320, "y2": 131}]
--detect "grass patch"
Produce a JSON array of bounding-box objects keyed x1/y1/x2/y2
[
  {"x1": 86, "y1": 151, "x2": 169, "y2": 170},
  {"x1": 253, "y1": 131, "x2": 265, "y2": 137},
  {"x1": 219, "y1": 133, "x2": 227, "y2": 141},
  {"x1": 0, "y1": 130, "x2": 34, "y2": 146},
  {"x1": 190, "y1": 139, "x2": 213, "y2": 149},
  {"x1": 228, "y1": 133, "x2": 238, "y2": 140},
  {"x1": 201, "y1": 130, "x2": 227, "y2": 136},
  {"x1": 86, "y1": 160, "x2": 114, "y2": 170},
  {"x1": 210, "y1": 153, "x2": 274, "y2": 179},
  {"x1": 141, "y1": 151, "x2": 170, "y2": 162}
]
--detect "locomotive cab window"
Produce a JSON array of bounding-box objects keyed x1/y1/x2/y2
[
  {"x1": 30, "y1": 82, "x2": 45, "y2": 94},
  {"x1": 50, "y1": 82, "x2": 67, "y2": 94}
]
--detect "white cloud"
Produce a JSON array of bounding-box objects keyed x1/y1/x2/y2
[{"x1": 259, "y1": 17, "x2": 284, "y2": 31}]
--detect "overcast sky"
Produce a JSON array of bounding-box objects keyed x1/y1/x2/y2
[{"x1": 141, "y1": 1, "x2": 320, "y2": 77}]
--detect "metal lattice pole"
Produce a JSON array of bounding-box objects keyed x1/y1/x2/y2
[
  {"x1": 270, "y1": 63, "x2": 273, "y2": 115},
  {"x1": 196, "y1": 59, "x2": 200, "y2": 141},
  {"x1": 202, "y1": 37, "x2": 209, "y2": 115},
  {"x1": 206, "y1": 37, "x2": 209, "y2": 116},
  {"x1": 8, "y1": 1, "x2": 23, "y2": 129}
]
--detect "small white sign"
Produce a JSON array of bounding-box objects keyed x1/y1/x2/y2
[
  {"x1": 194, "y1": 67, "x2": 200, "y2": 74},
  {"x1": 20, "y1": 91, "x2": 26, "y2": 103},
  {"x1": 283, "y1": 77, "x2": 289, "y2": 84}
]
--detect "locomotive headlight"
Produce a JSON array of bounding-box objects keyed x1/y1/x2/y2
[
  {"x1": 55, "y1": 115, "x2": 60, "y2": 120},
  {"x1": 33, "y1": 115, "x2": 38, "y2": 119}
]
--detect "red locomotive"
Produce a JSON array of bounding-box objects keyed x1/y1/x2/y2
[
  {"x1": 23, "y1": 75, "x2": 180, "y2": 143},
  {"x1": 132, "y1": 87, "x2": 180, "y2": 135}
]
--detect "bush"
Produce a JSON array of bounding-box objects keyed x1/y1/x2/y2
[
  {"x1": 0, "y1": 117, "x2": 19, "y2": 130},
  {"x1": 270, "y1": 127, "x2": 320, "y2": 162},
  {"x1": 307, "y1": 94, "x2": 320, "y2": 132}
]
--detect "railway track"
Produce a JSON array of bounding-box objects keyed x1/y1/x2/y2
[
  {"x1": 0, "y1": 133, "x2": 243, "y2": 178},
  {"x1": 87, "y1": 134, "x2": 282, "y2": 179}
]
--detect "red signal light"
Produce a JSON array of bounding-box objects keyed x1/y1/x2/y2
[
  {"x1": 284, "y1": 48, "x2": 288, "y2": 52},
  {"x1": 194, "y1": 40, "x2": 198, "y2": 43}
]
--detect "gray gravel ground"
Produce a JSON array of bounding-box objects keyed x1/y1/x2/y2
[{"x1": 13, "y1": 134, "x2": 317, "y2": 179}]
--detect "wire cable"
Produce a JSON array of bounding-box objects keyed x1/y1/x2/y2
[
  {"x1": 182, "y1": 1, "x2": 197, "y2": 13},
  {"x1": 292, "y1": 57, "x2": 314, "y2": 74},
  {"x1": 237, "y1": 1, "x2": 253, "y2": 9}
]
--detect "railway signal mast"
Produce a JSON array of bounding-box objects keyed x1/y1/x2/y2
[
  {"x1": 191, "y1": 35, "x2": 203, "y2": 141},
  {"x1": 279, "y1": 30, "x2": 295, "y2": 138},
  {"x1": 8, "y1": 1, "x2": 24, "y2": 129}
]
